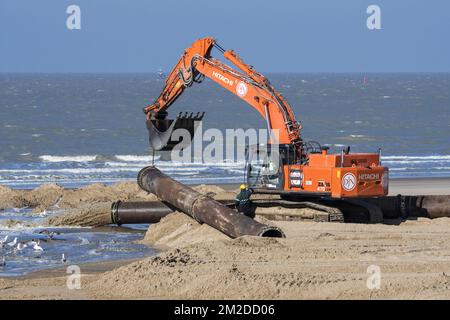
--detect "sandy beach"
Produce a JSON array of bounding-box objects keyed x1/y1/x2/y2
[{"x1": 0, "y1": 178, "x2": 449, "y2": 299}]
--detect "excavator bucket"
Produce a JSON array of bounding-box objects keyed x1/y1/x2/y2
[{"x1": 146, "y1": 112, "x2": 204, "y2": 151}]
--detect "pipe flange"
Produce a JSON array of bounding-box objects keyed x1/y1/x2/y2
[
  {"x1": 137, "y1": 166, "x2": 154, "y2": 192},
  {"x1": 111, "y1": 200, "x2": 121, "y2": 225}
]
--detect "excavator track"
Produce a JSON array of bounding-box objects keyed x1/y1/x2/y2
[{"x1": 250, "y1": 199, "x2": 345, "y2": 222}]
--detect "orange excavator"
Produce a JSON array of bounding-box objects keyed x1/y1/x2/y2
[{"x1": 144, "y1": 37, "x2": 388, "y2": 199}]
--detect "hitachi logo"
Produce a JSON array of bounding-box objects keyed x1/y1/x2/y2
[
  {"x1": 212, "y1": 71, "x2": 234, "y2": 86},
  {"x1": 359, "y1": 173, "x2": 380, "y2": 180}
]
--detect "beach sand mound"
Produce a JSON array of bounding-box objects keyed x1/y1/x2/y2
[
  {"x1": 25, "y1": 183, "x2": 64, "y2": 212},
  {"x1": 0, "y1": 182, "x2": 160, "y2": 210},
  {"x1": 57, "y1": 182, "x2": 157, "y2": 209},
  {"x1": 46, "y1": 202, "x2": 112, "y2": 227},
  {"x1": 0, "y1": 186, "x2": 26, "y2": 210},
  {"x1": 140, "y1": 212, "x2": 229, "y2": 249}
]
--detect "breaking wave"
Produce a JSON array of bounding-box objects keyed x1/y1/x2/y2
[
  {"x1": 39, "y1": 155, "x2": 98, "y2": 162},
  {"x1": 114, "y1": 155, "x2": 159, "y2": 162}
]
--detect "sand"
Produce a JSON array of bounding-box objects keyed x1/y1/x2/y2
[
  {"x1": 140, "y1": 212, "x2": 229, "y2": 250},
  {"x1": 46, "y1": 202, "x2": 113, "y2": 227},
  {"x1": 81, "y1": 215, "x2": 450, "y2": 299},
  {"x1": 0, "y1": 182, "x2": 159, "y2": 213},
  {"x1": 3, "y1": 214, "x2": 450, "y2": 299},
  {"x1": 1, "y1": 179, "x2": 450, "y2": 299}
]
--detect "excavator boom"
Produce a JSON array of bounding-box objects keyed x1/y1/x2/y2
[{"x1": 144, "y1": 37, "x2": 302, "y2": 149}]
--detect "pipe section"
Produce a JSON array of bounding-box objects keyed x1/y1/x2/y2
[{"x1": 137, "y1": 166, "x2": 285, "y2": 238}]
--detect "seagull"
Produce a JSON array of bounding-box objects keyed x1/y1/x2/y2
[
  {"x1": 26, "y1": 239, "x2": 38, "y2": 247},
  {"x1": 79, "y1": 237, "x2": 90, "y2": 245},
  {"x1": 7, "y1": 237, "x2": 17, "y2": 247},
  {"x1": 37, "y1": 209, "x2": 48, "y2": 217},
  {"x1": 61, "y1": 253, "x2": 67, "y2": 264},
  {"x1": 0, "y1": 236, "x2": 8, "y2": 248},
  {"x1": 16, "y1": 242, "x2": 28, "y2": 251},
  {"x1": 33, "y1": 240, "x2": 43, "y2": 252}
]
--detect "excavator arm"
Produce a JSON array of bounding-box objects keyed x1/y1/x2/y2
[
  {"x1": 144, "y1": 37, "x2": 215, "y2": 115},
  {"x1": 144, "y1": 37, "x2": 303, "y2": 151}
]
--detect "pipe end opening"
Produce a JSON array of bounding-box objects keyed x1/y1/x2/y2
[{"x1": 259, "y1": 227, "x2": 285, "y2": 238}]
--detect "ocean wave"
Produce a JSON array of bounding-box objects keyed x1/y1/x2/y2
[
  {"x1": 383, "y1": 159, "x2": 450, "y2": 164},
  {"x1": 114, "y1": 155, "x2": 159, "y2": 162},
  {"x1": 39, "y1": 155, "x2": 98, "y2": 162},
  {"x1": 0, "y1": 167, "x2": 207, "y2": 175},
  {"x1": 0, "y1": 163, "x2": 243, "y2": 175},
  {"x1": 349, "y1": 134, "x2": 367, "y2": 138},
  {"x1": 382, "y1": 155, "x2": 450, "y2": 160}
]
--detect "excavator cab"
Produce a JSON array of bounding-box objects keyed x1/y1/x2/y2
[{"x1": 245, "y1": 144, "x2": 296, "y2": 191}]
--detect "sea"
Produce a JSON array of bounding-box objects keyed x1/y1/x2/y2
[
  {"x1": 1, "y1": 73, "x2": 449, "y2": 189},
  {"x1": 0, "y1": 73, "x2": 449, "y2": 276}
]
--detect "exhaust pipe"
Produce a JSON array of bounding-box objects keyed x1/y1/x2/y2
[{"x1": 137, "y1": 166, "x2": 285, "y2": 238}]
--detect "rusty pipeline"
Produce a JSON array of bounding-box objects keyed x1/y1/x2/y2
[
  {"x1": 361, "y1": 195, "x2": 450, "y2": 219},
  {"x1": 137, "y1": 166, "x2": 285, "y2": 238},
  {"x1": 109, "y1": 192, "x2": 449, "y2": 226},
  {"x1": 110, "y1": 200, "x2": 174, "y2": 225}
]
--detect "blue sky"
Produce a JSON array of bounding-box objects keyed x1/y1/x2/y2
[{"x1": 1, "y1": 0, "x2": 449, "y2": 72}]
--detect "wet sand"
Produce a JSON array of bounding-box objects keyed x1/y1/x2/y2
[{"x1": 1, "y1": 178, "x2": 450, "y2": 299}]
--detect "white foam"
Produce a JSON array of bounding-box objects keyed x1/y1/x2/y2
[
  {"x1": 382, "y1": 155, "x2": 450, "y2": 160},
  {"x1": 383, "y1": 159, "x2": 450, "y2": 164},
  {"x1": 114, "y1": 155, "x2": 159, "y2": 162},
  {"x1": 349, "y1": 134, "x2": 366, "y2": 138},
  {"x1": 0, "y1": 167, "x2": 137, "y2": 174},
  {"x1": 0, "y1": 163, "x2": 241, "y2": 175},
  {"x1": 39, "y1": 155, "x2": 98, "y2": 162}
]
